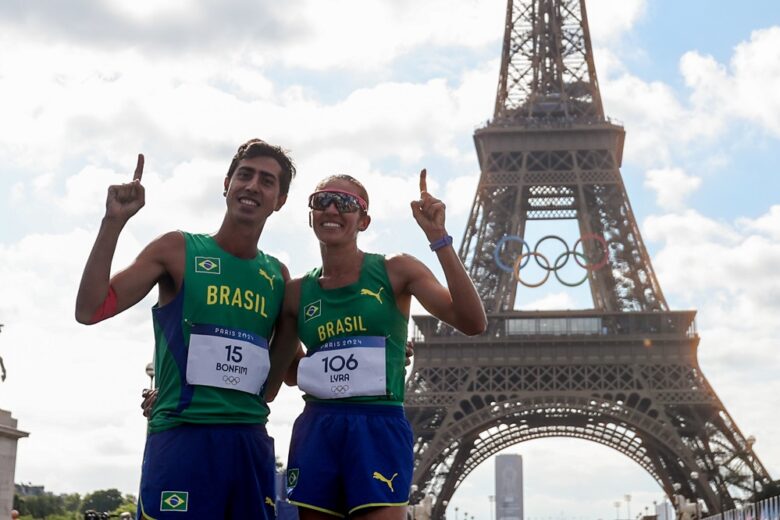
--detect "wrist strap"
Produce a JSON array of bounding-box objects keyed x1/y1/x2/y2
[{"x1": 429, "y1": 235, "x2": 453, "y2": 251}]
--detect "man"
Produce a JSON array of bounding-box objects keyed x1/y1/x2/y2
[{"x1": 75, "y1": 139, "x2": 296, "y2": 519}]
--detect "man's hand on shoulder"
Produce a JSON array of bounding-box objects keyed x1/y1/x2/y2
[{"x1": 141, "y1": 388, "x2": 157, "y2": 419}]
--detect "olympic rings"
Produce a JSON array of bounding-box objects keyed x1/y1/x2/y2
[
  {"x1": 535, "y1": 235, "x2": 570, "y2": 271},
  {"x1": 513, "y1": 252, "x2": 550, "y2": 288},
  {"x1": 553, "y1": 250, "x2": 589, "y2": 287},
  {"x1": 331, "y1": 385, "x2": 350, "y2": 394},
  {"x1": 222, "y1": 375, "x2": 241, "y2": 385},
  {"x1": 494, "y1": 234, "x2": 608, "y2": 287},
  {"x1": 573, "y1": 233, "x2": 609, "y2": 271},
  {"x1": 493, "y1": 235, "x2": 531, "y2": 273}
]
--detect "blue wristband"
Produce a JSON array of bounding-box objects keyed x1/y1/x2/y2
[{"x1": 429, "y1": 235, "x2": 453, "y2": 251}]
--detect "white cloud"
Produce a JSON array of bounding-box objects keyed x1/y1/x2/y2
[
  {"x1": 739, "y1": 205, "x2": 780, "y2": 240},
  {"x1": 598, "y1": 26, "x2": 780, "y2": 170},
  {"x1": 444, "y1": 175, "x2": 480, "y2": 217},
  {"x1": 10, "y1": 181, "x2": 25, "y2": 202},
  {"x1": 274, "y1": 0, "x2": 505, "y2": 71},
  {"x1": 646, "y1": 209, "x2": 780, "y2": 364},
  {"x1": 680, "y1": 27, "x2": 780, "y2": 137},
  {"x1": 586, "y1": 0, "x2": 647, "y2": 43},
  {"x1": 644, "y1": 168, "x2": 701, "y2": 210},
  {"x1": 108, "y1": 0, "x2": 193, "y2": 21},
  {"x1": 601, "y1": 74, "x2": 690, "y2": 165},
  {"x1": 729, "y1": 27, "x2": 780, "y2": 135},
  {"x1": 58, "y1": 165, "x2": 124, "y2": 216}
]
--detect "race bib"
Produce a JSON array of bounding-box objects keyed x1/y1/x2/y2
[
  {"x1": 186, "y1": 324, "x2": 269, "y2": 395},
  {"x1": 298, "y1": 336, "x2": 386, "y2": 399}
]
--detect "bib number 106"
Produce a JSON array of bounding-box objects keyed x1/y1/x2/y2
[{"x1": 321, "y1": 354, "x2": 358, "y2": 373}]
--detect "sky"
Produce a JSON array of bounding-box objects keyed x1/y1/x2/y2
[{"x1": 1, "y1": 0, "x2": 779, "y2": 517}]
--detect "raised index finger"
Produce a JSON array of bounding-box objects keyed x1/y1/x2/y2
[
  {"x1": 133, "y1": 154, "x2": 145, "y2": 182},
  {"x1": 419, "y1": 168, "x2": 427, "y2": 195}
]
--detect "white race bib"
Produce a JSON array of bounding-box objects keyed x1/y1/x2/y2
[
  {"x1": 186, "y1": 324, "x2": 269, "y2": 395},
  {"x1": 298, "y1": 336, "x2": 386, "y2": 399}
]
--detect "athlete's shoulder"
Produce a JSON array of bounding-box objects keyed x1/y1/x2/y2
[
  {"x1": 256, "y1": 248, "x2": 281, "y2": 264},
  {"x1": 385, "y1": 252, "x2": 424, "y2": 273},
  {"x1": 176, "y1": 230, "x2": 215, "y2": 247},
  {"x1": 384, "y1": 252, "x2": 433, "y2": 297},
  {"x1": 257, "y1": 250, "x2": 285, "y2": 271},
  {"x1": 153, "y1": 229, "x2": 186, "y2": 245},
  {"x1": 142, "y1": 230, "x2": 185, "y2": 261},
  {"x1": 118, "y1": 231, "x2": 185, "y2": 301}
]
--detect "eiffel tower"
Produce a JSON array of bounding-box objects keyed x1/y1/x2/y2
[{"x1": 405, "y1": 0, "x2": 773, "y2": 515}]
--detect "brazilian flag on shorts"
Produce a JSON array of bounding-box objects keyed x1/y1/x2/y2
[{"x1": 161, "y1": 491, "x2": 188, "y2": 512}]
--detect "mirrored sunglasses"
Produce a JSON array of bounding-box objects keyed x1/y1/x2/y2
[{"x1": 308, "y1": 190, "x2": 368, "y2": 213}]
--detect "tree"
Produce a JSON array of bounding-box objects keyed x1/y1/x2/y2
[
  {"x1": 62, "y1": 493, "x2": 81, "y2": 513},
  {"x1": 111, "y1": 494, "x2": 137, "y2": 517},
  {"x1": 14, "y1": 493, "x2": 65, "y2": 518},
  {"x1": 81, "y1": 489, "x2": 123, "y2": 514}
]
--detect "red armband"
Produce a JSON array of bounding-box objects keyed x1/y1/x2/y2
[{"x1": 90, "y1": 286, "x2": 118, "y2": 323}]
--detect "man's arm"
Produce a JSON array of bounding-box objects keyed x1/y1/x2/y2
[
  {"x1": 397, "y1": 169, "x2": 487, "y2": 335},
  {"x1": 282, "y1": 344, "x2": 305, "y2": 387},
  {"x1": 75, "y1": 154, "x2": 176, "y2": 324},
  {"x1": 265, "y1": 276, "x2": 303, "y2": 402}
]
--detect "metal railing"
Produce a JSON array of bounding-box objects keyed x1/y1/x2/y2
[
  {"x1": 703, "y1": 497, "x2": 780, "y2": 520},
  {"x1": 411, "y1": 310, "x2": 697, "y2": 342}
]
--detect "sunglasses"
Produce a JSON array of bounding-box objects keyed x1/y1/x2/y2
[{"x1": 308, "y1": 190, "x2": 368, "y2": 213}]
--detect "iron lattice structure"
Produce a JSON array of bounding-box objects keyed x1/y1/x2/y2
[{"x1": 405, "y1": 0, "x2": 772, "y2": 515}]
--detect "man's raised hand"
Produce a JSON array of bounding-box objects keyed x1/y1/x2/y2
[
  {"x1": 410, "y1": 168, "x2": 447, "y2": 242},
  {"x1": 106, "y1": 154, "x2": 145, "y2": 221}
]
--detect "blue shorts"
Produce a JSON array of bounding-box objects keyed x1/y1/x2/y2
[
  {"x1": 138, "y1": 423, "x2": 276, "y2": 520},
  {"x1": 286, "y1": 402, "x2": 413, "y2": 517}
]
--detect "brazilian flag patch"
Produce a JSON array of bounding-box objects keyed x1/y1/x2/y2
[
  {"x1": 160, "y1": 491, "x2": 188, "y2": 512},
  {"x1": 287, "y1": 468, "x2": 300, "y2": 489},
  {"x1": 195, "y1": 256, "x2": 221, "y2": 274},
  {"x1": 303, "y1": 300, "x2": 321, "y2": 322}
]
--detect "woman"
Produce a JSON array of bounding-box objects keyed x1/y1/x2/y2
[{"x1": 267, "y1": 170, "x2": 486, "y2": 520}]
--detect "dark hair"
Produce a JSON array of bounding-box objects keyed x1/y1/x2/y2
[
  {"x1": 226, "y1": 138, "x2": 296, "y2": 196},
  {"x1": 316, "y1": 174, "x2": 369, "y2": 210}
]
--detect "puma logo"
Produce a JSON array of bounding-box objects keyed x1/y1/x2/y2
[
  {"x1": 258, "y1": 268, "x2": 275, "y2": 290},
  {"x1": 265, "y1": 497, "x2": 276, "y2": 510},
  {"x1": 360, "y1": 287, "x2": 384, "y2": 304},
  {"x1": 372, "y1": 471, "x2": 398, "y2": 492}
]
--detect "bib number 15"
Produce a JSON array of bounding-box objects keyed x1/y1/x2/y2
[
  {"x1": 321, "y1": 354, "x2": 358, "y2": 373},
  {"x1": 225, "y1": 345, "x2": 243, "y2": 363}
]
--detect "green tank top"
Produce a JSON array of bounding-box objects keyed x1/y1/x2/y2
[
  {"x1": 149, "y1": 232, "x2": 285, "y2": 432},
  {"x1": 297, "y1": 253, "x2": 408, "y2": 405}
]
